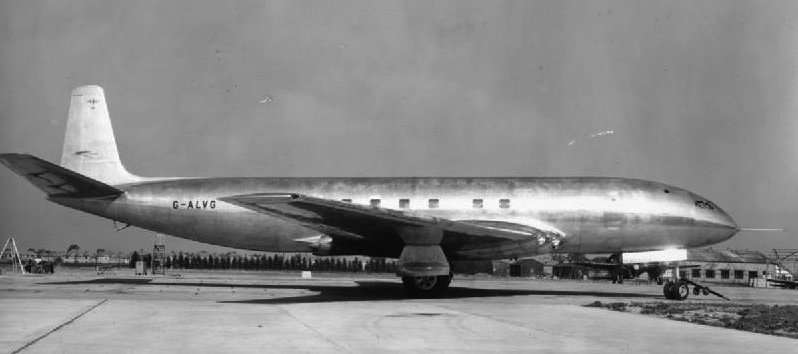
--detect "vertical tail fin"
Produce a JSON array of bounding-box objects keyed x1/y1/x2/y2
[{"x1": 60, "y1": 85, "x2": 140, "y2": 185}]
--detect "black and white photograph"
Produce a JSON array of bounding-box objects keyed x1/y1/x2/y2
[{"x1": 0, "y1": 1, "x2": 796, "y2": 352}]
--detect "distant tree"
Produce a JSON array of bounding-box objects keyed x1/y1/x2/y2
[
  {"x1": 27, "y1": 248, "x2": 36, "y2": 253},
  {"x1": 96, "y1": 248, "x2": 106, "y2": 256},
  {"x1": 165, "y1": 256, "x2": 172, "y2": 269},
  {"x1": 66, "y1": 244, "x2": 80, "y2": 254}
]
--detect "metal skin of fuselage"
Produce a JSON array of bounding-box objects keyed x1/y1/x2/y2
[
  {"x1": 3, "y1": 85, "x2": 740, "y2": 269},
  {"x1": 49, "y1": 175, "x2": 739, "y2": 261}
]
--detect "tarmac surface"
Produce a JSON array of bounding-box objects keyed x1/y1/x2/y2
[{"x1": 1, "y1": 269, "x2": 796, "y2": 353}]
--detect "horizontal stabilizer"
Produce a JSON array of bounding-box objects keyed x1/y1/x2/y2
[{"x1": 0, "y1": 153, "x2": 123, "y2": 198}]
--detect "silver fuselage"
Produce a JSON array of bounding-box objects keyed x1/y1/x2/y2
[{"x1": 50, "y1": 176, "x2": 738, "y2": 261}]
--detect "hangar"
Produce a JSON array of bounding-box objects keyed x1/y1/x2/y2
[{"x1": 681, "y1": 248, "x2": 776, "y2": 287}]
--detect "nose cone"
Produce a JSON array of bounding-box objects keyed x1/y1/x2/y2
[
  {"x1": 718, "y1": 210, "x2": 739, "y2": 238},
  {"x1": 708, "y1": 203, "x2": 739, "y2": 243},
  {"x1": 718, "y1": 209, "x2": 738, "y2": 229}
]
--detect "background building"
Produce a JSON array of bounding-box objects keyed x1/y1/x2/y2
[{"x1": 682, "y1": 249, "x2": 774, "y2": 286}]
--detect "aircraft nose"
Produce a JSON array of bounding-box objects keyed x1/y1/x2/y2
[{"x1": 714, "y1": 207, "x2": 739, "y2": 242}]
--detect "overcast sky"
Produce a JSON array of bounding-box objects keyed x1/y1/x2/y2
[{"x1": 0, "y1": 0, "x2": 795, "y2": 255}]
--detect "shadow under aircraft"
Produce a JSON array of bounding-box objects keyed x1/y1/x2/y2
[{"x1": 41, "y1": 278, "x2": 658, "y2": 304}]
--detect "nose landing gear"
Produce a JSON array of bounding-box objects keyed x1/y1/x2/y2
[
  {"x1": 663, "y1": 280, "x2": 690, "y2": 300},
  {"x1": 662, "y1": 278, "x2": 729, "y2": 301}
]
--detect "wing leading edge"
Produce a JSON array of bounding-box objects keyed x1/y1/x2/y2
[{"x1": 220, "y1": 192, "x2": 566, "y2": 260}]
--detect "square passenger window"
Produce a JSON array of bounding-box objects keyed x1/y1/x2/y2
[
  {"x1": 428, "y1": 199, "x2": 440, "y2": 209},
  {"x1": 399, "y1": 199, "x2": 410, "y2": 208},
  {"x1": 370, "y1": 199, "x2": 381, "y2": 207},
  {"x1": 499, "y1": 199, "x2": 511, "y2": 209},
  {"x1": 341, "y1": 199, "x2": 352, "y2": 203},
  {"x1": 472, "y1": 199, "x2": 483, "y2": 208}
]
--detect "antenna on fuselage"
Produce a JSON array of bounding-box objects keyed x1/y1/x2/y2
[{"x1": 737, "y1": 228, "x2": 785, "y2": 232}]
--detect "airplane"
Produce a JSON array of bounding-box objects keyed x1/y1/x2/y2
[{"x1": 1, "y1": 85, "x2": 741, "y2": 297}]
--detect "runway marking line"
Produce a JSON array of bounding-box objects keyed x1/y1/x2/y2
[
  {"x1": 276, "y1": 305, "x2": 352, "y2": 353},
  {"x1": 12, "y1": 299, "x2": 108, "y2": 354}
]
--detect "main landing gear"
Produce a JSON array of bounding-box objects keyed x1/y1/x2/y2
[{"x1": 402, "y1": 273, "x2": 453, "y2": 296}]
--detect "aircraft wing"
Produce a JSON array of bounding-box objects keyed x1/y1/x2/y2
[{"x1": 219, "y1": 193, "x2": 565, "y2": 260}]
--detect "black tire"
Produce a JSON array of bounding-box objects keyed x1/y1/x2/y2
[
  {"x1": 434, "y1": 273, "x2": 453, "y2": 290},
  {"x1": 692, "y1": 286, "x2": 700, "y2": 296},
  {"x1": 667, "y1": 283, "x2": 688, "y2": 300},
  {"x1": 402, "y1": 276, "x2": 440, "y2": 297},
  {"x1": 675, "y1": 283, "x2": 689, "y2": 300},
  {"x1": 663, "y1": 282, "x2": 675, "y2": 299}
]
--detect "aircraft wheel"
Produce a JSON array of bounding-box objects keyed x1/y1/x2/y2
[
  {"x1": 402, "y1": 276, "x2": 439, "y2": 296},
  {"x1": 675, "y1": 283, "x2": 689, "y2": 300},
  {"x1": 693, "y1": 286, "x2": 701, "y2": 296},
  {"x1": 702, "y1": 288, "x2": 709, "y2": 296},
  {"x1": 662, "y1": 282, "x2": 675, "y2": 299},
  {"x1": 666, "y1": 282, "x2": 688, "y2": 300},
  {"x1": 435, "y1": 273, "x2": 453, "y2": 290}
]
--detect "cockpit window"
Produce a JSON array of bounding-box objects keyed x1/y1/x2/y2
[{"x1": 695, "y1": 200, "x2": 715, "y2": 210}]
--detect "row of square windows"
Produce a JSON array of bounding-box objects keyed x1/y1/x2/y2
[
  {"x1": 687, "y1": 269, "x2": 766, "y2": 279},
  {"x1": 341, "y1": 198, "x2": 512, "y2": 209}
]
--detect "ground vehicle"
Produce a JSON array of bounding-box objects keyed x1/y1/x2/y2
[{"x1": 24, "y1": 259, "x2": 54, "y2": 274}]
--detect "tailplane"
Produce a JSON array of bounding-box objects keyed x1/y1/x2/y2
[
  {"x1": 61, "y1": 85, "x2": 141, "y2": 185},
  {"x1": 0, "y1": 153, "x2": 123, "y2": 198}
]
